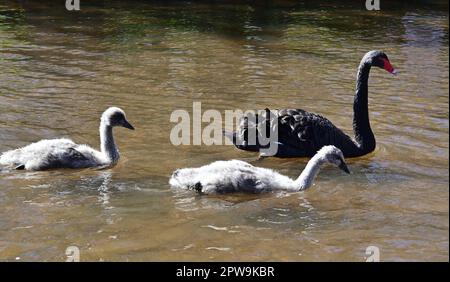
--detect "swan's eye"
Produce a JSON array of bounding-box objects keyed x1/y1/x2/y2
[
  {"x1": 330, "y1": 155, "x2": 340, "y2": 163},
  {"x1": 110, "y1": 112, "x2": 124, "y2": 121}
]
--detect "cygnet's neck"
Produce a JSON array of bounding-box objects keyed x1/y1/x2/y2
[
  {"x1": 294, "y1": 154, "x2": 326, "y2": 191},
  {"x1": 100, "y1": 121, "x2": 119, "y2": 164}
]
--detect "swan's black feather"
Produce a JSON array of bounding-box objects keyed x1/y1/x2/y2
[{"x1": 232, "y1": 108, "x2": 355, "y2": 157}]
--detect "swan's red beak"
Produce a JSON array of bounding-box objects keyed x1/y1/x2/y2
[{"x1": 382, "y1": 58, "x2": 397, "y2": 75}]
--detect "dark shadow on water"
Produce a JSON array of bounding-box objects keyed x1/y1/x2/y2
[{"x1": 1, "y1": 0, "x2": 448, "y2": 53}]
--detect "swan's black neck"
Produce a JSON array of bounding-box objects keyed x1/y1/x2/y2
[{"x1": 352, "y1": 61, "x2": 376, "y2": 155}]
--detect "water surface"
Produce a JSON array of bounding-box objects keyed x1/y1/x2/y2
[{"x1": 0, "y1": 1, "x2": 448, "y2": 261}]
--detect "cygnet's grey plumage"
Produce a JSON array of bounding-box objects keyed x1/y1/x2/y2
[
  {"x1": 0, "y1": 107, "x2": 134, "y2": 171},
  {"x1": 169, "y1": 145, "x2": 350, "y2": 194}
]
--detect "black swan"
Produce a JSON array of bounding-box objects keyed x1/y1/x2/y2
[
  {"x1": 0, "y1": 107, "x2": 134, "y2": 170},
  {"x1": 226, "y1": 50, "x2": 396, "y2": 157},
  {"x1": 170, "y1": 145, "x2": 350, "y2": 194}
]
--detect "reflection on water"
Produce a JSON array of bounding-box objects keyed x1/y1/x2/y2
[{"x1": 0, "y1": 1, "x2": 448, "y2": 261}]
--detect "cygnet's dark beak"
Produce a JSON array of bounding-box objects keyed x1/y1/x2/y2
[
  {"x1": 122, "y1": 119, "x2": 135, "y2": 130},
  {"x1": 339, "y1": 160, "x2": 350, "y2": 174}
]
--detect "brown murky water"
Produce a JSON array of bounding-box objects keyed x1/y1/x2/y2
[{"x1": 0, "y1": 1, "x2": 448, "y2": 261}]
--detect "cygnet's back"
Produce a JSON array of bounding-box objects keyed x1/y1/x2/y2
[
  {"x1": 170, "y1": 160, "x2": 295, "y2": 194},
  {"x1": 0, "y1": 139, "x2": 99, "y2": 170},
  {"x1": 170, "y1": 146, "x2": 350, "y2": 194}
]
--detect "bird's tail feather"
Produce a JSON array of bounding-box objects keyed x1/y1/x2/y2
[{"x1": 223, "y1": 110, "x2": 274, "y2": 152}]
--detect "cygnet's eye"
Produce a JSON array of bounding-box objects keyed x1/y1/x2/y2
[
  {"x1": 330, "y1": 155, "x2": 341, "y2": 164},
  {"x1": 112, "y1": 113, "x2": 124, "y2": 122}
]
